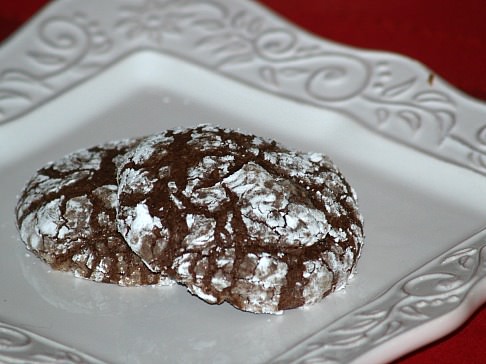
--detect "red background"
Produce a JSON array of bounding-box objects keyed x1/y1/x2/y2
[{"x1": 1, "y1": 1, "x2": 485, "y2": 363}]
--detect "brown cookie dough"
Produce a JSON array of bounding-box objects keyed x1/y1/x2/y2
[
  {"x1": 117, "y1": 125, "x2": 364, "y2": 313},
  {"x1": 16, "y1": 140, "x2": 173, "y2": 286}
]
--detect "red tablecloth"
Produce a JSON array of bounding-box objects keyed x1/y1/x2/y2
[{"x1": 1, "y1": 1, "x2": 485, "y2": 363}]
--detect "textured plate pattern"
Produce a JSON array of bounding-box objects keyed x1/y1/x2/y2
[
  {"x1": 270, "y1": 227, "x2": 486, "y2": 363},
  {"x1": 0, "y1": 0, "x2": 486, "y2": 175},
  {"x1": 0, "y1": 322, "x2": 106, "y2": 364}
]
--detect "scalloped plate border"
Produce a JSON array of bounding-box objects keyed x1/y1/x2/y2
[
  {"x1": 1, "y1": 1, "x2": 485, "y2": 363},
  {"x1": 1, "y1": 0, "x2": 486, "y2": 175},
  {"x1": 0, "y1": 321, "x2": 107, "y2": 364},
  {"x1": 270, "y1": 227, "x2": 486, "y2": 364}
]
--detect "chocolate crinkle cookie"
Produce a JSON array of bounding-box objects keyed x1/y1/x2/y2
[
  {"x1": 15, "y1": 140, "x2": 173, "y2": 286},
  {"x1": 16, "y1": 124, "x2": 364, "y2": 314},
  {"x1": 117, "y1": 125, "x2": 364, "y2": 313}
]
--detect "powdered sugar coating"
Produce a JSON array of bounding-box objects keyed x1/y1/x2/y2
[
  {"x1": 117, "y1": 125, "x2": 364, "y2": 313},
  {"x1": 16, "y1": 140, "x2": 173, "y2": 286},
  {"x1": 223, "y1": 162, "x2": 331, "y2": 247}
]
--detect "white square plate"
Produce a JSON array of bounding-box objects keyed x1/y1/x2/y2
[{"x1": 1, "y1": 1, "x2": 486, "y2": 363}]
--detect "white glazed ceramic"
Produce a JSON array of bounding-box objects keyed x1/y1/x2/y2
[{"x1": 1, "y1": 1, "x2": 485, "y2": 363}]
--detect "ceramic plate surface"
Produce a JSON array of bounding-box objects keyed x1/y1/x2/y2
[{"x1": 1, "y1": 1, "x2": 486, "y2": 363}]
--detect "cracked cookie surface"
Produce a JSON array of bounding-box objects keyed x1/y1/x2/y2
[
  {"x1": 117, "y1": 125, "x2": 364, "y2": 313},
  {"x1": 16, "y1": 140, "x2": 173, "y2": 286}
]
